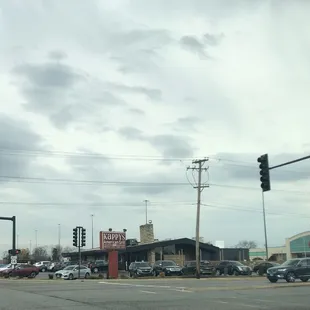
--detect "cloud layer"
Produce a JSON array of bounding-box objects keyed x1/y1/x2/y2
[{"x1": 1, "y1": 0, "x2": 310, "y2": 254}]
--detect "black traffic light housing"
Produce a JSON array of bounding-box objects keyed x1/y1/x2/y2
[
  {"x1": 8, "y1": 249, "x2": 20, "y2": 255},
  {"x1": 257, "y1": 154, "x2": 271, "y2": 192},
  {"x1": 81, "y1": 228, "x2": 86, "y2": 247},
  {"x1": 73, "y1": 228, "x2": 78, "y2": 247}
]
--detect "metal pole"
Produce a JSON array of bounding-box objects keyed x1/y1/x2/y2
[
  {"x1": 144, "y1": 200, "x2": 149, "y2": 224},
  {"x1": 12, "y1": 216, "x2": 16, "y2": 251},
  {"x1": 91, "y1": 215, "x2": 94, "y2": 249},
  {"x1": 17, "y1": 234, "x2": 19, "y2": 248},
  {"x1": 35, "y1": 229, "x2": 38, "y2": 248},
  {"x1": 195, "y1": 162, "x2": 202, "y2": 279},
  {"x1": 78, "y1": 227, "x2": 81, "y2": 279},
  {"x1": 261, "y1": 191, "x2": 269, "y2": 260},
  {"x1": 58, "y1": 224, "x2": 61, "y2": 248}
]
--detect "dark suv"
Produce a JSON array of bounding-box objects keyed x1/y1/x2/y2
[
  {"x1": 215, "y1": 260, "x2": 252, "y2": 276},
  {"x1": 267, "y1": 258, "x2": 310, "y2": 283},
  {"x1": 153, "y1": 260, "x2": 183, "y2": 276},
  {"x1": 182, "y1": 261, "x2": 215, "y2": 276},
  {"x1": 128, "y1": 262, "x2": 153, "y2": 277}
]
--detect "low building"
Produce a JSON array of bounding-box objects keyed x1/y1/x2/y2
[
  {"x1": 250, "y1": 231, "x2": 310, "y2": 261},
  {"x1": 62, "y1": 237, "x2": 220, "y2": 269}
]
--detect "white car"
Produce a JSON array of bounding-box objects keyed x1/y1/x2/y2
[{"x1": 54, "y1": 265, "x2": 91, "y2": 280}]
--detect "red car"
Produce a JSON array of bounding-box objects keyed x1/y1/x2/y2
[{"x1": 0, "y1": 264, "x2": 39, "y2": 278}]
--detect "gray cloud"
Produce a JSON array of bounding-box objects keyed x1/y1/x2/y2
[
  {"x1": 128, "y1": 108, "x2": 145, "y2": 115},
  {"x1": 118, "y1": 127, "x2": 144, "y2": 140},
  {"x1": 48, "y1": 50, "x2": 68, "y2": 61},
  {"x1": 106, "y1": 82, "x2": 162, "y2": 101},
  {"x1": 180, "y1": 35, "x2": 208, "y2": 58},
  {"x1": 12, "y1": 61, "x2": 128, "y2": 129},
  {"x1": 170, "y1": 116, "x2": 201, "y2": 132},
  {"x1": 203, "y1": 33, "x2": 225, "y2": 46},
  {"x1": 0, "y1": 115, "x2": 44, "y2": 180},
  {"x1": 117, "y1": 127, "x2": 194, "y2": 159}
]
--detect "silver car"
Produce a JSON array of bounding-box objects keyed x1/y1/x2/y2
[{"x1": 54, "y1": 265, "x2": 91, "y2": 280}]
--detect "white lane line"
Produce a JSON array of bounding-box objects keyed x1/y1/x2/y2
[
  {"x1": 140, "y1": 290, "x2": 157, "y2": 294},
  {"x1": 238, "y1": 304, "x2": 266, "y2": 309},
  {"x1": 98, "y1": 281, "x2": 171, "y2": 289},
  {"x1": 173, "y1": 289, "x2": 193, "y2": 293}
]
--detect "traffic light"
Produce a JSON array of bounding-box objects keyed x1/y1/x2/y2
[
  {"x1": 257, "y1": 154, "x2": 271, "y2": 192},
  {"x1": 8, "y1": 249, "x2": 20, "y2": 255},
  {"x1": 73, "y1": 228, "x2": 78, "y2": 247},
  {"x1": 81, "y1": 228, "x2": 86, "y2": 247}
]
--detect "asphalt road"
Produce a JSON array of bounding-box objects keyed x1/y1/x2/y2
[{"x1": 0, "y1": 277, "x2": 309, "y2": 309}]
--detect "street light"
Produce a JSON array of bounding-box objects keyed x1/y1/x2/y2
[
  {"x1": 58, "y1": 224, "x2": 61, "y2": 248},
  {"x1": 35, "y1": 230, "x2": 38, "y2": 248}
]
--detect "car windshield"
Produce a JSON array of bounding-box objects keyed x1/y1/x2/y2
[
  {"x1": 162, "y1": 261, "x2": 176, "y2": 266},
  {"x1": 136, "y1": 262, "x2": 150, "y2": 267},
  {"x1": 281, "y1": 259, "x2": 300, "y2": 267},
  {"x1": 63, "y1": 266, "x2": 75, "y2": 270}
]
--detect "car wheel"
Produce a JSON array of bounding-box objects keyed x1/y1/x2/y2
[
  {"x1": 68, "y1": 273, "x2": 74, "y2": 280},
  {"x1": 153, "y1": 271, "x2": 157, "y2": 277},
  {"x1": 286, "y1": 272, "x2": 296, "y2": 283},
  {"x1": 233, "y1": 270, "x2": 239, "y2": 276},
  {"x1": 268, "y1": 278, "x2": 278, "y2": 283},
  {"x1": 93, "y1": 267, "x2": 99, "y2": 273},
  {"x1": 84, "y1": 273, "x2": 90, "y2": 279},
  {"x1": 28, "y1": 272, "x2": 36, "y2": 278},
  {"x1": 41, "y1": 268, "x2": 46, "y2": 272},
  {"x1": 300, "y1": 277, "x2": 309, "y2": 282},
  {"x1": 215, "y1": 269, "x2": 221, "y2": 276}
]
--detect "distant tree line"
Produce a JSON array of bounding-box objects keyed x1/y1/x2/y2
[{"x1": 2, "y1": 245, "x2": 75, "y2": 263}]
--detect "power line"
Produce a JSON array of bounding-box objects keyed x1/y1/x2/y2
[
  {"x1": 0, "y1": 147, "x2": 307, "y2": 174},
  {"x1": 0, "y1": 175, "x2": 309, "y2": 195}
]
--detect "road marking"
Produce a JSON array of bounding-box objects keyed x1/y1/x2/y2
[
  {"x1": 140, "y1": 290, "x2": 157, "y2": 294},
  {"x1": 99, "y1": 281, "x2": 171, "y2": 289},
  {"x1": 173, "y1": 289, "x2": 193, "y2": 293}
]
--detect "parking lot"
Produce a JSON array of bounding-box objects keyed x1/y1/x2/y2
[{"x1": 0, "y1": 277, "x2": 309, "y2": 309}]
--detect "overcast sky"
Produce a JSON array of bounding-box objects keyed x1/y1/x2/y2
[{"x1": 1, "y1": 0, "x2": 310, "y2": 255}]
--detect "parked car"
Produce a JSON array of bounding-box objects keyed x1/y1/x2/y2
[
  {"x1": 48, "y1": 262, "x2": 67, "y2": 272},
  {"x1": 128, "y1": 262, "x2": 153, "y2": 277},
  {"x1": 253, "y1": 261, "x2": 280, "y2": 275},
  {"x1": 34, "y1": 261, "x2": 50, "y2": 272},
  {"x1": 182, "y1": 261, "x2": 215, "y2": 276},
  {"x1": 215, "y1": 260, "x2": 252, "y2": 276},
  {"x1": 90, "y1": 260, "x2": 108, "y2": 273},
  {"x1": 0, "y1": 264, "x2": 39, "y2": 278},
  {"x1": 153, "y1": 260, "x2": 183, "y2": 276},
  {"x1": 54, "y1": 265, "x2": 91, "y2": 280},
  {"x1": 267, "y1": 258, "x2": 310, "y2": 283}
]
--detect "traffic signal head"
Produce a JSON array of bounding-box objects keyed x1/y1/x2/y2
[
  {"x1": 73, "y1": 228, "x2": 78, "y2": 247},
  {"x1": 257, "y1": 154, "x2": 271, "y2": 192},
  {"x1": 8, "y1": 249, "x2": 20, "y2": 255},
  {"x1": 81, "y1": 228, "x2": 86, "y2": 247}
]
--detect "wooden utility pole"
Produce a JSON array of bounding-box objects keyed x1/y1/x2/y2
[{"x1": 187, "y1": 158, "x2": 209, "y2": 279}]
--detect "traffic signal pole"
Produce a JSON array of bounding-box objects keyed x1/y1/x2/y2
[
  {"x1": 0, "y1": 216, "x2": 16, "y2": 251},
  {"x1": 73, "y1": 226, "x2": 86, "y2": 280},
  {"x1": 261, "y1": 192, "x2": 269, "y2": 260}
]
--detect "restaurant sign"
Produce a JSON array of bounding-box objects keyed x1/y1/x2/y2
[{"x1": 99, "y1": 231, "x2": 126, "y2": 250}]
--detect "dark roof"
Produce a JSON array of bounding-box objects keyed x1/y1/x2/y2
[
  {"x1": 126, "y1": 238, "x2": 219, "y2": 253},
  {"x1": 62, "y1": 238, "x2": 219, "y2": 257}
]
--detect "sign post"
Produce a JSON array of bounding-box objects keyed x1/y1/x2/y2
[{"x1": 99, "y1": 231, "x2": 126, "y2": 279}]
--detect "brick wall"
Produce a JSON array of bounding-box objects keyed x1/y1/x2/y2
[{"x1": 139, "y1": 224, "x2": 154, "y2": 244}]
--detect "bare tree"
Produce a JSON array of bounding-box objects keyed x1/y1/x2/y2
[
  {"x1": 235, "y1": 240, "x2": 257, "y2": 249},
  {"x1": 62, "y1": 246, "x2": 76, "y2": 253},
  {"x1": 32, "y1": 246, "x2": 50, "y2": 261}
]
